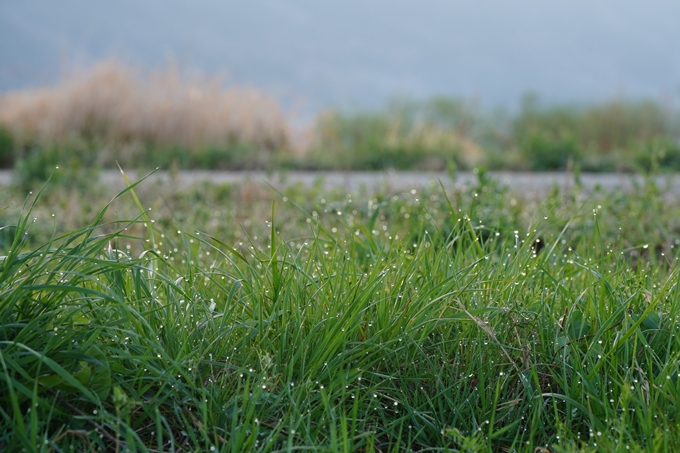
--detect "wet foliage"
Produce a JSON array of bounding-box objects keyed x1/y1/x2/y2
[{"x1": 1, "y1": 171, "x2": 680, "y2": 451}]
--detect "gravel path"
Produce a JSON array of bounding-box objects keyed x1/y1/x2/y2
[{"x1": 1, "y1": 170, "x2": 679, "y2": 198}]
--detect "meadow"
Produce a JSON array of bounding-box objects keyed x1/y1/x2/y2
[{"x1": 1, "y1": 168, "x2": 680, "y2": 452}]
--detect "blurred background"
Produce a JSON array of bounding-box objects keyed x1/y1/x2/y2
[{"x1": 1, "y1": 0, "x2": 680, "y2": 181}]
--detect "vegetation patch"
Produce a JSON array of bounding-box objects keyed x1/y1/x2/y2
[
  {"x1": 1, "y1": 62, "x2": 679, "y2": 174},
  {"x1": 1, "y1": 171, "x2": 680, "y2": 451}
]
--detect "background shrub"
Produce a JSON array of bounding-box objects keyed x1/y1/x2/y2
[{"x1": 1, "y1": 62, "x2": 679, "y2": 173}]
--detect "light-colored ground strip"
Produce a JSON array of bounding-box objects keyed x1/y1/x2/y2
[{"x1": 1, "y1": 170, "x2": 679, "y2": 197}]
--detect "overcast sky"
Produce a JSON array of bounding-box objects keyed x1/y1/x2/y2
[{"x1": 1, "y1": 0, "x2": 679, "y2": 113}]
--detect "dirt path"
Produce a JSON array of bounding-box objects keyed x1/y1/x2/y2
[{"x1": 1, "y1": 170, "x2": 679, "y2": 198}]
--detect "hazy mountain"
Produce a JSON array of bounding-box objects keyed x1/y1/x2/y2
[{"x1": 1, "y1": 0, "x2": 679, "y2": 114}]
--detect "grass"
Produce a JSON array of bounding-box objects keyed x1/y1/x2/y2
[{"x1": 1, "y1": 170, "x2": 680, "y2": 451}]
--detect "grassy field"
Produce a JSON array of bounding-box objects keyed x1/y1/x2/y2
[{"x1": 1, "y1": 169, "x2": 680, "y2": 451}]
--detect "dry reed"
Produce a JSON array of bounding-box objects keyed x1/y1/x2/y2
[{"x1": 0, "y1": 60, "x2": 293, "y2": 158}]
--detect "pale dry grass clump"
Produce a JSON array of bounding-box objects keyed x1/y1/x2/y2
[
  {"x1": 383, "y1": 119, "x2": 485, "y2": 167},
  {"x1": 0, "y1": 60, "x2": 293, "y2": 156}
]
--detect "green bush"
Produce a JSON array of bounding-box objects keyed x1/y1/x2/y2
[
  {"x1": 116, "y1": 140, "x2": 280, "y2": 171},
  {"x1": 0, "y1": 125, "x2": 15, "y2": 168},
  {"x1": 521, "y1": 133, "x2": 581, "y2": 170},
  {"x1": 13, "y1": 146, "x2": 98, "y2": 191},
  {"x1": 634, "y1": 139, "x2": 680, "y2": 172},
  {"x1": 511, "y1": 95, "x2": 678, "y2": 171}
]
